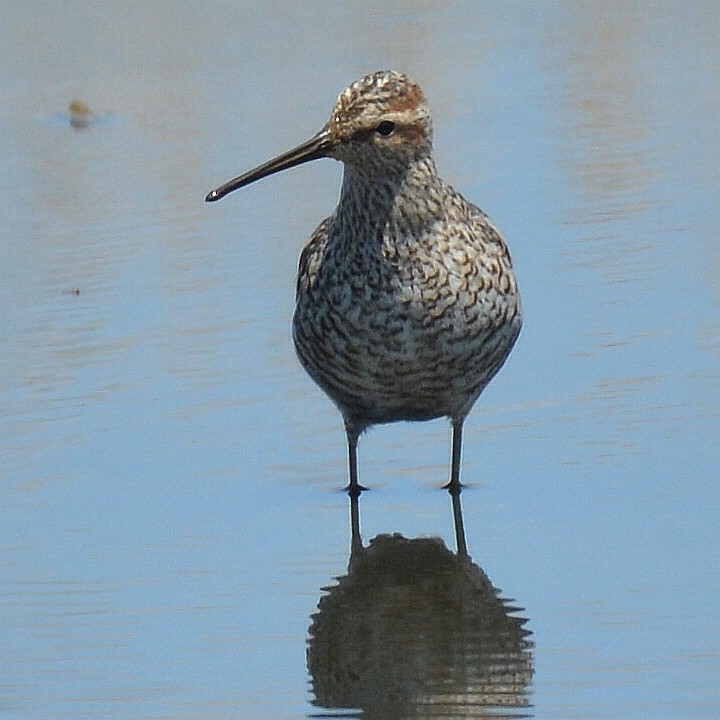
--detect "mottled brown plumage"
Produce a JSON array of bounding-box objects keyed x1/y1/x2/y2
[{"x1": 206, "y1": 71, "x2": 522, "y2": 493}]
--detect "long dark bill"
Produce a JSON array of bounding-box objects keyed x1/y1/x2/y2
[{"x1": 205, "y1": 128, "x2": 332, "y2": 202}]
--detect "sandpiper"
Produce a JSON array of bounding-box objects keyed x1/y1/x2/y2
[{"x1": 206, "y1": 70, "x2": 522, "y2": 494}]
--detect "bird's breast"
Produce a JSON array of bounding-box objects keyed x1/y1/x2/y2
[{"x1": 290, "y1": 196, "x2": 522, "y2": 425}]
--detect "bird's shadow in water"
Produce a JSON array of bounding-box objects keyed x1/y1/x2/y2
[{"x1": 307, "y1": 488, "x2": 534, "y2": 719}]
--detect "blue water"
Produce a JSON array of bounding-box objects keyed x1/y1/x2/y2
[{"x1": 1, "y1": 2, "x2": 718, "y2": 718}]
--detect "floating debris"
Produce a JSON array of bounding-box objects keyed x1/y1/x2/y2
[{"x1": 68, "y1": 100, "x2": 95, "y2": 129}]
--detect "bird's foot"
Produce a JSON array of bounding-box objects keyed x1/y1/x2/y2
[
  {"x1": 442, "y1": 480, "x2": 465, "y2": 496},
  {"x1": 344, "y1": 483, "x2": 368, "y2": 497}
]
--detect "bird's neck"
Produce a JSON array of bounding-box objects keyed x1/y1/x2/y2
[{"x1": 334, "y1": 155, "x2": 445, "y2": 243}]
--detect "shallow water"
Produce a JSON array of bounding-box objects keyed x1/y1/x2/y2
[{"x1": 1, "y1": 2, "x2": 718, "y2": 719}]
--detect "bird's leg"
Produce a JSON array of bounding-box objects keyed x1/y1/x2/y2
[
  {"x1": 344, "y1": 423, "x2": 367, "y2": 495},
  {"x1": 443, "y1": 417, "x2": 464, "y2": 492}
]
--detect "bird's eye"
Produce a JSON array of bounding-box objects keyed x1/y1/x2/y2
[{"x1": 375, "y1": 121, "x2": 396, "y2": 137}]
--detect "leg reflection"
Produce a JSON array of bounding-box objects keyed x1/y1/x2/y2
[
  {"x1": 349, "y1": 486, "x2": 363, "y2": 557},
  {"x1": 448, "y1": 484, "x2": 469, "y2": 559},
  {"x1": 348, "y1": 483, "x2": 469, "y2": 560}
]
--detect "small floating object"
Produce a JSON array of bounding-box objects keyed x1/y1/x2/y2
[{"x1": 68, "y1": 100, "x2": 95, "y2": 129}]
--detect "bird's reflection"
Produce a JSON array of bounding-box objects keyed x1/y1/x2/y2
[{"x1": 307, "y1": 489, "x2": 534, "y2": 719}]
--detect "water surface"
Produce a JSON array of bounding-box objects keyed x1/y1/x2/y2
[{"x1": 1, "y1": 2, "x2": 718, "y2": 719}]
